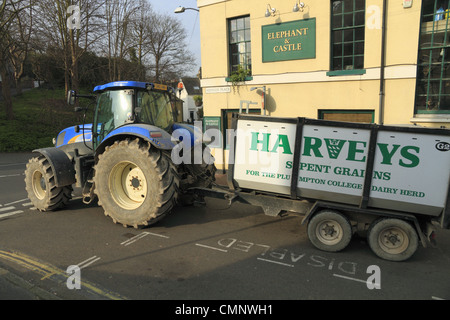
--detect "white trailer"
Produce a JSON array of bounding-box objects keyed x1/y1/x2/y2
[{"x1": 197, "y1": 114, "x2": 450, "y2": 261}]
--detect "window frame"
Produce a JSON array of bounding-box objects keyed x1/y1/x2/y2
[
  {"x1": 415, "y1": 0, "x2": 450, "y2": 114},
  {"x1": 329, "y1": 0, "x2": 366, "y2": 75},
  {"x1": 227, "y1": 15, "x2": 252, "y2": 78}
]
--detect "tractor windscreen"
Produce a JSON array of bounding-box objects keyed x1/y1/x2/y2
[
  {"x1": 137, "y1": 91, "x2": 175, "y2": 132},
  {"x1": 94, "y1": 89, "x2": 133, "y2": 142}
]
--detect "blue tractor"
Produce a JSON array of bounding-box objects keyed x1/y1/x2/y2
[{"x1": 24, "y1": 81, "x2": 216, "y2": 228}]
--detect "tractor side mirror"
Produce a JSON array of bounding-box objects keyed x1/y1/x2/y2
[{"x1": 67, "y1": 90, "x2": 76, "y2": 106}]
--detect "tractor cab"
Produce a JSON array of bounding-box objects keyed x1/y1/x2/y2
[{"x1": 92, "y1": 81, "x2": 177, "y2": 149}]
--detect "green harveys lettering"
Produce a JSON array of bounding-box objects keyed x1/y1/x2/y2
[{"x1": 250, "y1": 132, "x2": 421, "y2": 168}]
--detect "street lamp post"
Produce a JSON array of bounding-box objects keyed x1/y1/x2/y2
[{"x1": 174, "y1": 6, "x2": 199, "y2": 14}]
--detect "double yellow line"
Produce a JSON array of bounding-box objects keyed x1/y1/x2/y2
[{"x1": 0, "y1": 250, "x2": 126, "y2": 300}]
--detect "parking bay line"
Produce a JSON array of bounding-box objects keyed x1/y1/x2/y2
[
  {"x1": 121, "y1": 232, "x2": 169, "y2": 247},
  {"x1": 257, "y1": 257, "x2": 295, "y2": 268},
  {"x1": 195, "y1": 243, "x2": 228, "y2": 253},
  {"x1": 0, "y1": 211, "x2": 23, "y2": 219},
  {"x1": 0, "y1": 174, "x2": 23, "y2": 179},
  {"x1": 22, "y1": 202, "x2": 34, "y2": 207},
  {"x1": 4, "y1": 199, "x2": 28, "y2": 207},
  {"x1": 77, "y1": 256, "x2": 101, "y2": 269},
  {"x1": 0, "y1": 206, "x2": 23, "y2": 219},
  {"x1": 333, "y1": 273, "x2": 375, "y2": 286}
]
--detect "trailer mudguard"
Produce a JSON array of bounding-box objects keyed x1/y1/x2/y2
[{"x1": 33, "y1": 148, "x2": 77, "y2": 188}]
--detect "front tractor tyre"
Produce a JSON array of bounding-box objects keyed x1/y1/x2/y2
[
  {"x1": 93, "y1": 139, "x2": 178, "y2": 228},
  {"x1": 24, "y1": 156, "x2": 73, "y2": 212}
]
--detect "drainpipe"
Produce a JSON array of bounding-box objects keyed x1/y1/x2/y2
[{"x1": 379, "y1": 0, "x2": 388, "y2": 125}]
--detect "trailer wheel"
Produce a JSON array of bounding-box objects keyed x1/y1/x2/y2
[
  {"x1": 24, "y1": 156, "x2": 72, "y2": 211},
  {"x1": 367, "y1": 218, "x2": 419, "y2": 262},
  {"x1": 307, "y1": 210, "x2": 353, "y2": 252},
  {"x1": 93, "y1": 139, "x2": 178, "y2": 228}
]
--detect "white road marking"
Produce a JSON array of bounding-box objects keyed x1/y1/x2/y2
[
  {"x1": 333, "y1": 273, "x2": 373, "y2": 286},
  {"x1": 0, "y1": 174, "x2": 23, "y2": 179},
  {"x1": 78, "y1": 256, "x2": 101, "y2": 269},
  {"x1": 0, "y1": 163, "x2": 27, "y2": 167},
  {"x1": 120, "y1": 232, "x2": 169, "y2": 247},
  {"x1": 4, "y1": 199, "x2": 28, "y2": 206},
  {"x1": 0, "y1": 211, "x2": 23, "y2": 219},
  {"x1": 257, "y1": 257, "x2": 294, "y2": 268},
  {"x1": 0, "y1": 207, "x2": 16, "y2": 213},
  {"x1": 146, "y1": 232, "x2": 169, "y2": 239},
  {"x1": 195, "y1": 243, "x2": 228, "y2": 253}
]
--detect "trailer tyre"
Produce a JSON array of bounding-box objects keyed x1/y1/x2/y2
[
  {"x1": 24, "y1": 156, "x2": 73, "y2": 211},
  {"x1": 307, "y1": 210, "x2": 353, "y2": 252},
  {"x1": 94, "y1": 139, "x2": 178, "y2": 228},
  {"x1": 368, "y1": 218, "x2": 418, "y2": 262}
]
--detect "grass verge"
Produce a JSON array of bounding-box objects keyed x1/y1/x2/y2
[{"x1": 0, "y1": 88, "x2": 92, "y2": 152}]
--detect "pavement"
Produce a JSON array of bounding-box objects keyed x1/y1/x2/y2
[{"x1": 0, "y1": 267, "x2": 60, "y2": 300}]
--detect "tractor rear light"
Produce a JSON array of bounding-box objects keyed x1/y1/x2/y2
[{"x1": 150, "y1": 132, "x2": 163, "y2": 138}]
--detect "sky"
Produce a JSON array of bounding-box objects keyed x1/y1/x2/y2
[{"x1": 149, "y1": 0, "x2": 201, "y2": 77}]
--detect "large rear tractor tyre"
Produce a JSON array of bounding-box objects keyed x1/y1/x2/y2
[
  {"x1": 367, "y1": 218, "x2": 419, "y2": 262},
  {"x1": 93, "y1": 139, "x2": 179, "y2": 228},
  {"x1": 307, "y1": 210, "x2": 353, "y2": 253},
  {"x1": 24, "y1": 156, "x2": 73, "y2": 212}
]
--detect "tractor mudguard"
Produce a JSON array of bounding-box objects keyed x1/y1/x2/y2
[
  {"x1": 95, "y1": 124, "x2": 176, "y2": 157},
  {"x1": 33, "y1": 148, "x2": 77, "y2": 188}
]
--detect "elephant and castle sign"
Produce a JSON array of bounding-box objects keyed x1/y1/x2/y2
[{"x1": 262, "y1": 18, "x2": 316, "y2": 62}]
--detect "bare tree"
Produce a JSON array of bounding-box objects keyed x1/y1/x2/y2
[
  {"x1": 102, "y1": 0, "x2": 139, "y2": 82},
  {"x1": 6, "y1": 0, "x2": 34, "y2": 95},
  {"x1": 145, "y1": 12, "x2": 195, "y2": 83},
  {"x1": 129, "y1": 1, "x2": 153, "y2": 81},
  {"x1": 67, "y1": 0, "x2": 104, "y2": 93},
  {"x1": 0, "y1": 0, "x2": 33, "y2": 120},
  {"x1": 33, "y1": 0, "x2": 103, "y2": 95},
  {"x1": 33, "y1": 0, "x2": 71, "y2": 95}
]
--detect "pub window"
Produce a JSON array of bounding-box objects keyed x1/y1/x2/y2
[
  {"x1": 330, "y1": 0, "x2": 366, "y2": 71},
  {"x1": 228, "y1": 15, "x2": 252, "y2": 76},
  {"x1": 415, "y1": 0, "x2": 450, "y2": 114}
]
